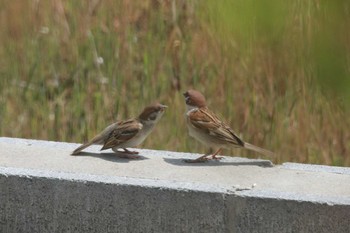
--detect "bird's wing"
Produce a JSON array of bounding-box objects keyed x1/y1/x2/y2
[
  {"x1": 101, "y1": 119, "x2": 143, "y2": 150},
  {"x1": 188, "y1": 107, "x2": 244, "y2": 147}
]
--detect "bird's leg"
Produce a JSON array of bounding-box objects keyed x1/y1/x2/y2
[
  {"x1": 122, "y1": 148, "x2": 139, "y2": 154},
  {"x1": 211, "y1": 148, "x2": 223, "y2": 160},
  {"x1": 112, "y1": 148, "x2": 140, "y2": 159},
  {"x1": 183, "y1": 153, "x2": 210, "y2": 163},
  {"x1": 184, "y1": 148, "x2": 223, "y2": 163}
]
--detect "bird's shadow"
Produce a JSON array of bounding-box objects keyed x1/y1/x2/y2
[
  {"x1": 163, "y1": 157, "x2": 274, "y2": 167},
  {"x1": 71, "y1": 151, "x2": 149, "y2": 163}
]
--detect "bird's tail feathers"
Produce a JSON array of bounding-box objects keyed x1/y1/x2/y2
[
  {"x1": 71, "y1": 134, "x2": 104, "y2": 155},
  {"x1": 244, "y1": 142, "x2": 275, "y2": 157},
  {"x1": 71, "y1": 142, "x2": 93, "y2": 155}
]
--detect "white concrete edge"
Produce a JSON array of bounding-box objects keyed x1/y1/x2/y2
[
  {"x1": 4, "y1": 137, "x2": 350, "y2": 174},
  {"x1": 1, "y1": 137, "x2": 350, "y2": 206},
  {"x1": 2, "y1": 165, "x2": 350, "y2": 206},
  {"x1": 0, "y1": 166, "x2": 234, "y2": 195},
  {"x1": 282, "y1": 162, "x2": 350, "y2": 175}
]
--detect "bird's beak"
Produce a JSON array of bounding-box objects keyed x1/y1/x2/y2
[
  {"x1": 183, "y1": 92, "x2": 187, "y2": 97},
  {"x1": 160, "y1": 104, "x2": 168, "y2": 110}
]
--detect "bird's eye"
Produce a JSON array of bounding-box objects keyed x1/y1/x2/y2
[{"x1": 149, "y1": 113, "x2": 157, "y2": 121}]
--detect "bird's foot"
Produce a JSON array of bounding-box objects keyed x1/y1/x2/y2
[
  {"x1": 183, "y1": 155, "x2": 210, "y2": 163},
  {"x1": 122, "y1": 148, "x2": 139, "y2": 154},
  {"x1": 183, "y1": 152, "x2": 223, "y2": 163},
  {"x1": 211, "y1": 155, "x2": 223, "y2": 160},
  {"x1": 112, "y1": 148, "x2": 141, "y2": 159}
]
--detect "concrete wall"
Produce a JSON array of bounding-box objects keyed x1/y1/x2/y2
[{"x1": 0, "y1": 137, "x2": 349, "y2": 233}]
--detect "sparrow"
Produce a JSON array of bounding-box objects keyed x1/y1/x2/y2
[
  {"x1": 71, "y1": 103, "x2": 167, "y2": 158},
  {"x1": 183, "y1": 89, "x2": 274, "y2": 163}
]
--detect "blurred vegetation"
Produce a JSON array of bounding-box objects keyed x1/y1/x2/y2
[{"x1": 0, "y1": 0, "x2": 349, "y2": 166}]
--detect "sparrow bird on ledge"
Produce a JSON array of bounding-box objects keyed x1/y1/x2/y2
[
  {"x1": 72, "y1": 103, "x2": 167, "y2": 159},
  {"x1": 183, "y1": 89, "x2": 274, "y2": 163}
]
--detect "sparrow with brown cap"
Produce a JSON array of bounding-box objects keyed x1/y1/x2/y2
[
  {"x1": 72, "y1": 103, "x2": 167, "y2": 158},
  {"x1": 183, "y1": 89, "x2": 274, "y2": 163}
]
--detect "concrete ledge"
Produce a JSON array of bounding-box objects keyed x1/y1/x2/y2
[{"x1": 0, "y1": 137, "x2": 350, "y2": 233}]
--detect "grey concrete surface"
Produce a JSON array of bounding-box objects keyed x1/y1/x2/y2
[{"x1": 0, "y1": 137, "x2": 350, "y2": 233}]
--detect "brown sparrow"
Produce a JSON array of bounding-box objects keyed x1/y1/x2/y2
[
  {"x1": 183, "y1": 89, "x2": 274, "y2": 163},
  {"x1": 71, "y1": 103, "x2": 167, "y2": 158}
]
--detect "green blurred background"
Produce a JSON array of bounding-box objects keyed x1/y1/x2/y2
[{"x1": 0, "y1": 0, "x2": 349, "y2": 166}]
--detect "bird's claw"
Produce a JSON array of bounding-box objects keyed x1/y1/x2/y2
[
  {"x1": 183, "y1": 157, "x2": 209, "y2": 163},
  {"x1": 122, "y1": 149, "x2": 139, "y2": 154},
  {"x1": 211, "y1": 155, "x2": 223, "y2": 160}
]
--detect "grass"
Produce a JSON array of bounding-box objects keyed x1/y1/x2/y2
[{"x1": 0, "y1": 0, "x2": 349, "y2": 166}]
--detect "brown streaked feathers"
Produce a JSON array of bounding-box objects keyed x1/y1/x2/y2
[
  {"x1": 101, "y1": 119, "x2": 143, "y2": 150},
  {"x1": 188, "y1": 107, "x2": 244, "y2": 147}
]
